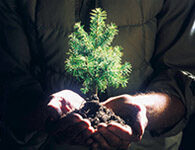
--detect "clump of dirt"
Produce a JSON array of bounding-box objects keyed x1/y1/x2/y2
[
  {"x1": 74, "y1": 95, "x2": 127, "y2": 128},
  {"x1": 76, "y1": 101, "x2": 126, "y2": 128}
]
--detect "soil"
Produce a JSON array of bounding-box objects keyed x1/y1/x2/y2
[{"x1": 74, "y1": 96, "x2": 127, "y2": 128}]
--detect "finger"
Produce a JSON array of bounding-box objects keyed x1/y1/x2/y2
[
  {"x1": 50, "y1": 113, "x2": 83, "y2": 134},
  {"x1": 69, "y1": 120, "x2": 95, "y2": 145},
  {"x1": 53, "y1": 119, "x2": 88, "y2": 145},
  {"x1": 54, "y1": 122, "x2": 89, "y2": 144},
  {"x1": 70, "y1": 126, "x2": 94, "y2": 146},
  {"x1": 62, "y1": 120, "x2": 90, "y2": 141},
  {"x1": 132, "y1": 106, "x2": 148, "y2": 140},
  {"x1": 98, "y1": 123, "x2": 130, "y2": 149},
  {"x1": 47, "y1": 106, "x2": 61, "y2": 121},
  {"x1": 107, "y1": 122, "x2": 134, "y2": 141},
  {"x1": 59, "y1": 113, "x2": 83, "y2": 127},
  {"x1": 92, "y1": 132, "x2": 114, "y2": 150},
  {"x1": 57, "y1": 90, "x2": 85, "y2": 110},
  {"x1": 60, "y1": 99, "x2": 74, "y2": 113},
  {"x1": 60, "y1": 100, "x2": 73, "y2": 114},
  {"x1": 97, "y1": 123, "x2": 121, "y2": 147}
]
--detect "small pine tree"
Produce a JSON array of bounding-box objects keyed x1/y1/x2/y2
[{"x1": 65, "y1": 8, "x2": 131, "y2": 97}]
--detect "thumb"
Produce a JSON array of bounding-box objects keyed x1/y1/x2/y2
[
  {"x1": 131, "y1": 105, "x2": 148, "y2": 141},
  {"x1": 45, "y1": 106, "x2": 62, "y2": 135},
  {"x1": 101, "y1": 97, "x2": 117, "y2": 108},
  {"x1": 47, "y1": 106, "x2": 62, "y2": 121},
  {"x1": 47, "y1": 96, "x2": 63, "y2": 121}
]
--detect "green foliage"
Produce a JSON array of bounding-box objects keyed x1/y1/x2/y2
[{"x1": 65, "y1": 8, "x2": 132, "y2": 95}]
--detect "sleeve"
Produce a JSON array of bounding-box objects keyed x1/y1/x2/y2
[
  {"x1": 0, "y1": 1, "x2": 49, "y2": 143},
  {"x1": 147, "y1": 0, "x2": 195, "y2": 136}
]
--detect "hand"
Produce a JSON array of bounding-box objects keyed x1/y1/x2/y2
[
  {"x1": 101, "y1": 94, "x2": 148, "y2": 141},
  {"x1": 47, "y1": 90, "x2": 85, "y2": 120},
  {"x1": 46, "y1": 113, "x2": 95, "y2": 146},
  {"x1": 46, "y1": 90, "x2": 95, "y2": 146},
  {"x1": 91, "y1": 122, "x2": 133, "y2": 150}
]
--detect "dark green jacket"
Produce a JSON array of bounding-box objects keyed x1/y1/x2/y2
[{"x1": 0, "y1": 0, "x2": 194, "y2": 150}]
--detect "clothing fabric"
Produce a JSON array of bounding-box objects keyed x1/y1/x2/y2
[{"x1": 0, "y1": 0, "x2": 194, "y2": 150}]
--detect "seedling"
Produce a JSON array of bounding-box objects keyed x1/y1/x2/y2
[
  {"x1": 65, "y1": 8, "x2": 131, "y2": 98},
  {"x1": 65, "y1": 8, "x2": 132, "y2": 127}
]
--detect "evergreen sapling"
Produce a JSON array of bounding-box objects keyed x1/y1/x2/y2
[{"x1": 65, "y1": 8, "x2": 132, "y2": 128}]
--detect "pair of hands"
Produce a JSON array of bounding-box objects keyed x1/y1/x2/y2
[{"x1": 47, "y1": 90, "x2": 148, "y2": 150}]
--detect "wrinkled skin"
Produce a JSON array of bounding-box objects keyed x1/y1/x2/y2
[{"x1": 90, "y1": 95, "x2": 148, "y2": 150}]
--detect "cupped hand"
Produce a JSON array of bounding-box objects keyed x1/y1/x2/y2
[
  {"x1": 101, "y1": 94, "x2": 148, "y2": 141},
  {"x1": 46, "y1": 90, "x2": 95, "y2": 146},
  {"x1": 47, "y1": 90, "x2": 85, "y2": 120},
  {"x1": 46, "y1": 113, "x2": 95, "y2": 146}
]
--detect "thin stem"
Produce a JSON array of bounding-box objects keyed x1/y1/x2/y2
[{"x1": 95, "y1": 86, "x2": 98, "y2": 96}]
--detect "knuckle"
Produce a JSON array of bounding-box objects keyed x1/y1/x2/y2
[
  {"x1": 79, "y1": 121, "x2": 90, "y2": 129},
  {"x1": 68, "y1": 113, "x2": 83, "y2": 121},
  {"x1": 82, "y1": 118, "x2": 91, "y2": 126},
  {"x1": 122, "y1": 94, "x2": 131, "y2": 100}
]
